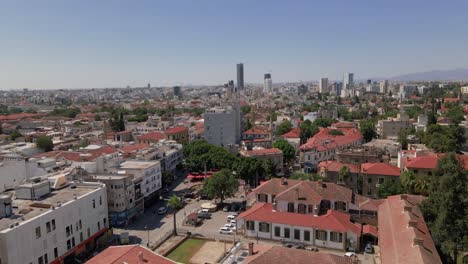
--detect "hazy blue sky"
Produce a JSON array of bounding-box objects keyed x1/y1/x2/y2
[{"x1": 1, "y1": 0, "x2": 468, "y2": 89}]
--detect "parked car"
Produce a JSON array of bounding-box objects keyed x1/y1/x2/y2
[
  {"x1": 344, "y1": 252, "x2": 356, "y2": 257},
  {"x1": 224, "y1": 223, "x2": 236, "y2": 231},
  {"x1": 198, "y1": 212, "x2": 212, "y2": 219},
  {"x1": 364, "y1": 243, "x2": 374, "y2": 254},
  {"x1": 158, "y1": 207, "x2": 167, "y2": 215},
  {"x1": 230, "y1": 204, "x2": 238, "y2": 212},
  {"x1": 223, "y1": 205, "x2": 230, "y2": 212},
  {"x1": 227, "y1": 214, "x2": 237, "y2": 221},
  {"x1": 219, "y1": 227, "x2": 234, "y2": 235}
]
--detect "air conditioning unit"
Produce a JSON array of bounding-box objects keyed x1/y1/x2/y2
[{"x1": 376, "y1": 184, "x2": 381, "y2": 188}]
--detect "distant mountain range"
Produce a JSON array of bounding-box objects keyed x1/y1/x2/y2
[{"x1": 381, "y1": 68, "x2": 468, "y2": 82}]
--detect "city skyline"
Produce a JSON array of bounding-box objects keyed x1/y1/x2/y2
[{"x1": 1, "y1": 0, "x2": 468, "y2": 89}]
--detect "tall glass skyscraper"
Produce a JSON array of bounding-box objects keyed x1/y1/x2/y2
[{"x1": 236, "y1": 63, "x2": 244, "y2": 91}]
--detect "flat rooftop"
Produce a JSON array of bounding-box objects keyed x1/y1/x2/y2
[
  {"x1": 120, "y1": 160, "x2": 159, "y2": 170},
  {"x1": 0, "y1": 183, "x2": 103, "y2": 232}
]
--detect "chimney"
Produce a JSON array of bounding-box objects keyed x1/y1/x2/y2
[
  {"x1": 138, "y1": 252, "x2": 144, "y2": 262},
  {"x1": 248, "y1": 242, "x2": 254, "y2": 256}
]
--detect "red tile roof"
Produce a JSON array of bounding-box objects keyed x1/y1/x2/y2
[
  {"x1": 299, "y1": 127, "x2": 362, "y2": 151},
  {"x1": 403, "y1": 154, "x2": 468, "y2": 170},
  {"x1": 280, "y1": 127, "x2": 300, "y2": 139},
  {"x1": 34, "y1": 145, "x2": 118, "y2": 162},
  {"x1": 244, "y1": 148, "x2": 283, "y2": 156},
  {"x1": 318, "y1": 160, "x2": 360, "y2": 174},
  {"x1": 378, "y1": 195, "x2": 441, "y2": 264},
  {"x1": 361, "y1": 163, "x2": 401, "y2": 177},
  {"x1": 86, "y1": 245, "x2": 175, "y2": 264},
  {"x1": 164, "y1": 126, "x2": 188, "y2": 134},
  {"x1": 120, "y1": 143, "x2": 150, "y2": 154},
  {"x1": 244, "y1": 246, "x2": 353, "y2": 264},
  {"x1": 243, "y1": 126, "x2": 270, "y2": 135},
  {"x1": 238, "y1": 203, "x2": 361, "y2": 235},
  {"x1": 362, "y1": 224, "x2": 378, "y2": 237},
  {"x1": 137, "y1": 131, "x2": 166, "y2": 142},
  {"x1": 0, "y1": 113, "x2": 41, "y2": 121},
  {"x1": 253, "y1": 178, "x2": 354, "y2": 204}
]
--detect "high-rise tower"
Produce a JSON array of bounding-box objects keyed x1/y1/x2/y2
[{"x1": 236, "y1": 63, "x2": 244, "y2": 91}]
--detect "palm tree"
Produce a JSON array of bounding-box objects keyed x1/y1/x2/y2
[
  {"x1": 339, "y1": 166, "x2": 350, "y2": 183},
  {"x1": 414, "y1": 176, "x2": 429, "y2": 196},
  {"x1": 167, "y1": 195, "x2": 181, "y2": 236},
  {"x1": 401, "y1": 171, "x2": 416, "y2": 194}
]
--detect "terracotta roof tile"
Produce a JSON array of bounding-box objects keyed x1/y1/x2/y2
[
  {"x1": 244, "y1": 246, "x2": 353, "y2": 264},
  {"x1": 164, "y1": 126, "x2": 188, "y2": 134},
  {"x1": 299, "y1": 127, "x2": 362, "y2": 151},
  {"x1": 86, "y1": 245, "x2": 175, "y2": 264},
  {"x1": 361, "y1": 163, "x2": 401, "y2": 177}
]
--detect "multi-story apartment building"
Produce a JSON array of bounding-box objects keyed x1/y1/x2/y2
[
  {"x1": 118, "y1": 161, "x2": 161, "y2": 207},
  {"x1": 87, "y1": 174, "x2": 143, "y2": 227},
  {"x1": 0, "y1": 178, "x2": 108, "y2": 264},
  {"x1": 164, "y1": 126, "x2": 189, "y2": 144},
  {"x1": 376, "y1": 113, "x2": 412, "y2": 140},
  {"x1": 204, "y1": 105, "x2": 241, "y2": 147},
  {"x1": 241, "y1": 148, "x2": 284, "y2": 175}
]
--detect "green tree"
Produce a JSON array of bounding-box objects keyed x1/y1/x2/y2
[
  {"x1": 313, "y1": 118, "x2": 334, "y2": 128},
  {"x1": 359, "y1": 120, "x2": 377, "y2": 142},
  {"x1": 377, "y1": 180, "x2": 403, "y2": 198},
  {"x1": 10, "y1": 129, "x2": 22, "y2": 141},
  {"x1": 420, "y1": 153, "x2": 468, "y2": 263},
  {"x1": 35, "y1": 136, "x2": 54, "y2": 152},
  {"x1": 398, "y1": 129, "x2": 409, "y2": 150},
  {"x1": 273, "y1": 139, "x2": 295, "y2": 164},
  {"x1": 203, "y1": 169, "x2": 239, "y2": 204},
  {"x1": 401, "y1": 171, "x2": 416, "y2": 194},
  {"x1": 328, "y1": 129, "x2": 344, "y2": 136},
  {"x1": 338, "y1": 166, "x2": 350, "y2": 183},
  {"x1": 241, "y1": 105, "x2": 251, "y2": 115},
  {"x1": 427, "y1": 111, "x2": 437, "y2": 125},
  {"x1": 167, "y1": 195, "x2": 182, "y2": 236},
  {"x1": 446, "y1": 104, "x2": 464, "y2": 125},
  {"x1": 275, "y1": 120, "x2": 292, "y2": 136},
  {"x1": 299, "y1": 120, "x2": 318, "y2": 144},
  {"x1": 94, "y1": 115, "x2": 102, "y2": 121}
]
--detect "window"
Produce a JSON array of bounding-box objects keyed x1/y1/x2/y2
[
  {"x1": 367, "y1": 188, "x2": 372, "y2": 195},
  {"x1": 103, "y1": 218, "x2": 107, "y2": 227},
  {"x1": 80, "y1": 232, "x2": 83, "y2": 242},
  {"x1": 87, "y1": 228, "x2": 90, "y2": 238},
  {"x1": 35, "y1": 226, "x2": 41, "y2": 239},
  {"x1": 44, "y1": 254, "x2": 48, "y2": 264},
  {"x1": 284, "y1": 228, "x2": 290, "y2": 238},
  {"x1": 46, "y1": 222, "x2": 51, "y2": 233},
  {"x1": 66, "y1": 226, "x2": 70, "y2": 237},
  {"x1": 378, "y1": 177, "x2": 384, "y2": 184},
  {"x1": 315, "y1": 230, "x2": 327, "y2": 241},
  {"x1": 54, "y1": 248, "x2": 58, "y2": 259},
  {"x1": 308, "y1": 204, "x2": 314, "y2": 214},
  {"x1": 246, "y1": 221, "x2": 255, "y2": 231},
  {"x1": 274, "y1": 226, "x2": 281, "y2": 237},
  {"x1": 294, "y1": 229, "x2": 300, "y2": 240},
  {"x1": 287, "y1": 203, "x2": 295, "y2": 213},
  {"x1": 97, "y1": 221, "x2": 101, "y2": 230},
  {"x1": 51, "y1": 220, "x2": 56, "y2": 230},
  {"x1": 259, "y1": 222, "x2": 269, "y2": 233},
  {"x1": 71, "y1": 237, "x2": 75, "y2": 247},
  {"x1": 99, "y1": 196, "x2": 102, "y2": 205},
  {"x1": 66, "y1": 240, "x2": 71, "y2": 250},
  {"x1": 297, "y1": 204, "x2": 306, "y2": 214},
  {"x1": 304, "y1": 230, "x2": 310, "y2": 241},
  {"x1": 367, "y1": 178, "x2": 372, "y2": 183},
  {"x1": 92, "y1": 199, "x2": 96, "y2": 208},
  {"x1": 38, "y1": 256, "x2": 44, "y2": 264},
  {"x1": 330, "y1": 232, "x2": 343, "y2": 243}
]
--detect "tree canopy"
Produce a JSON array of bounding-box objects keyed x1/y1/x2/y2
[
  {"x1": 299, "y1": 119, "x2": 319, "y2": 144},
  {"x1": 275, "y1": 120, "x2": 292, "y2": 136},
  {"x1": 272, "y1": 139, "x2": 295, "y2": 164},
  {"x1": 203, "y1": 169, "x2": 239, "y2": 204},
  {"x1": 420, "y1": 153, "x2": 467, "y2": 263},
  {"x1": 359, "y1": 120, "x2": 377, "y2": 142},
  {"x1": 36, "y1": 136, "x2": 54, "y2": 152}
]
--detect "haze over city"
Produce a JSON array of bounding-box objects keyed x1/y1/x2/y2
[{"x1": 1, "y1": 0, "x2": 468, "y2": 89}]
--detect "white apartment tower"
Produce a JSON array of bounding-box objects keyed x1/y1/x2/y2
[
  {"x1": 319, "y1": 78, "x2": 329, "y2": 93},
  {"x1": 380, "y1": 80, "x2": 389, "y2": 94},
  {"x1": 341, "y1": 73, "x2": 354, "y2": 98},
  {"x1": 264, "y1": 73, "x2": 272, "y2": 94}
]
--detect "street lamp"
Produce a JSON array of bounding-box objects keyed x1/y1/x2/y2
[{"x1": 144, "y1": 225, "x2": 150, "y2": 248}]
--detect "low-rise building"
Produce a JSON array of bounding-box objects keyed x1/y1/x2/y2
[
  {"x1": 241, "y1": 148, "x2": 283, "y2": 175},
  {"x1": 86, "y1": 244, "x2": 175, "y2": 264},
  {"x1": 361, "y1": 163, "x2": 401, "y2": 198},
  {"x1": 376, "y1": 113, "x2": 412, "y2": 140},
  {"x1": 164, "y1": 126, "x2": 189, "y2": 144},
  {"x1": 0, "y1": 179, "x2": 109, "y2": 264}
]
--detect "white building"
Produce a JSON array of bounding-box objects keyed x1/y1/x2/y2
[
  {"x1": 379, "y1": 80, "x2": 389, "y2": 94},
  {"x1": 264, "y1": 73, "x2": 272, "y2": 94},
  {"x1": 204, "y1": 105, "x2": 241, "y2": 147},
  {"x1": 303, "y1": 112, "x2": 318, "y2": 123},
  {"x1": 319, "y1": 78, "x2": 328, "y2": 93},
  {"x1": 0, "y1": 179, "x2": 108, "y2": 264},
  {"x1": 118, "y1": 161, "x2": 161, "y2": 203},
  {"x1": 341, "y1": 73, "x2": 354, "y2": 98}
]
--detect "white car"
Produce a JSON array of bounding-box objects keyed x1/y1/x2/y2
[
  {"x1": 344, "y1": 252, "x2": 356, "y2": 257},
  {"x1": 219, "y1": 227, "x2": 234, "y2": 235},
  {"x1": 224, "y1": 223, "x2": 236, "y2": 231},
  {"x1": 227, "y1": 215, "x2": 237, "y2": 221},
  {"x1": 229, "y1": 219, "x2": 236, "y2": 225}
]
